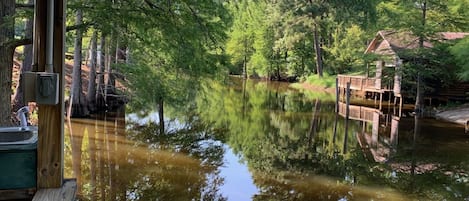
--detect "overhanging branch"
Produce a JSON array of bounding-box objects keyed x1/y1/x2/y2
[
  {"x1": 66, "y1": 22, "x2": 95, "y2": 32},
  {"x1": 16, "y1": 3, "x2": 34, "y2": 9},
  {"x1": 1, "y1": 38, "x2": 33, "y2": 49}
]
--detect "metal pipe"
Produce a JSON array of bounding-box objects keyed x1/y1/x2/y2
[
  {"x1": 45, "y1": 0, "x2": 54, "y2": 73},
  {"x1": 32, "y1": 0, "x2": 37, "y2": 68}
]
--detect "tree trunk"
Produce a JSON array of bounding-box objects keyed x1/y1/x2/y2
[
  {"x1": 87, "y1": 30, "x2": 98, "y2": 112},
  {"x1": 158, "y1": 98, "x2": 164, "y2": 135},
  {"x1": 415, "y1": 0, "x2": 427, "y2": 116},
  {"x1": 105, "y1": 33, "x2": 116, "y2": 97},
  {"x1": 71, "y1": 9, "x2": 89, "y2": 117},
  {"x1": 96, "y1": 33, "x2": 106, "y2": 109},
  {"x1": 275, "y1": 50, "x2": 280, "y2": 81},
  {"x1": 243, "y1": 54, "x2": 247, "y2": 79},
  {"x1": 12, "y1": 0, "x2": 33, "y2": 112},
  {"x1": 0, "y1": 0, "x2": 16, "y2": 126},
  {"x1": 313, "y1": 21, "x2": 323, "y2": 77}
]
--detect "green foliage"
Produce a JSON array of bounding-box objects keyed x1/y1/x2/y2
[
  {"x1": 305, "y1": 73, "x2": 337, "y2": 89},
  {"x1": 400, "y1": 43, "x2": 459, "y2": 97},
  {"x1": 325, "y1": 25, "x2": 369, "y2": 74},
  {"x1": 450, "y1": 37, "x2": 469, "y2": 81},
  {"x1": 224, "y1": 0, "x2": 381, "y2": 79},
  {"x1": 89, "y1": 0, "x2": 232, "y2": 111}
]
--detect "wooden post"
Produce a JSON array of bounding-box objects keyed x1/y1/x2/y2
[
  {"x1": 379, "y1": 92, "x2": 383, "y2": 110},
  {"x1": 390, "y1": 116, "x2": 399, "y2": 152},
  {"x1": 374, "y1": 92, "x2": 377, "y2": 105},
  {"x1": 399, "y1": 96, "x2": 403, "y2": 117},
  {"x1": 332, "y1": 112, "x2": 339, "y2": 144},
  {"x1": 371, "y1": 112, "x2": 379, "y2": 147},
  {"x1": 35, "y1": 0, "x2": 65, "y2": 188},
  {"x1": 388, "y1": 92, "x2": 392, "y2": 110},
  {"x1": 335, "y1": 77, "x2": 339, "y2": 113},
  {"x1": 343, "y1": 82, "x2": 351, "y2": 154}
]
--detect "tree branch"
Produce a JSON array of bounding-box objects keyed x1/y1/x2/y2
[
  {"x1": 66, "y1": 22, "x2": 95, "y2": 32},
  {"x1": 1, "y1": 38, "x2": 33, "y2": 49},
  {"x1": 16, "y1": 3, "x2": 34, "y2": 9}
]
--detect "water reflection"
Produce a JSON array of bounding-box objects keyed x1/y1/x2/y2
[
  {"x1": 338, "y1": 92, "x2": 469, "y2": 200},
  {"x1": 65, "y1": 78, "x2": 469, "y2": 200},
  {"x1": 65, "y1": 107, "x2": 227, "y2": 201}
]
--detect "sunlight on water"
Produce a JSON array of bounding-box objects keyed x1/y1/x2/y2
[{"x1": 219, "y1": 145, "x2": 258, "y2": 200}]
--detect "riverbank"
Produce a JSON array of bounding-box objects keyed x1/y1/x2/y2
[
  {"x1": 435, "y1": 103, "x2": 469, "y2": 131},
  {"x1": 291, "y1": 82, "x2": 335, "y2": 94}
]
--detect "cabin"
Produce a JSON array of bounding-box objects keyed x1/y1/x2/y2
[{"x1": 338, "y1": 30, "x2": 469, "y2": 106}]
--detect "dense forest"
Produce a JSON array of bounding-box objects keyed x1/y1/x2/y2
[{"x1": 1, "y1": 0, "x2": 469, "y2": 124}]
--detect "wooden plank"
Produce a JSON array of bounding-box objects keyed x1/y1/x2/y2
[
  {"x1": 36, "y1": 0, "x2": 65, "y2": 188},
  {"x1": 338, "y1": 102, "x2": 381, "y2": 123},
  {"x1": 338, "y1": 75, "x2": 383, "y2": 92},
  {"x1": 32, "y1": 180, "x2": 76, "y2": 201}
]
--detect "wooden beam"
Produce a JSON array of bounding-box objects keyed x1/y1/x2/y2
[{"x1": 35, "y1": 0, "x2": 65, "y2": 188}]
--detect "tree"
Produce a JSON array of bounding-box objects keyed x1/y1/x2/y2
[
  {"x1": 117, "y1": 0, "x2": 230, "y2": 133},
  {"x1": 12, "y1": 0, "x2": 34, "y2": 112},
  {"x1": 86, "y1": 30, "x2": 97, "y2": 112},
  {"x1": 325, "y1": 25, "x2": 368, "y2": 74},
  {"x1": 0, "y1": 0, "x2": 16, "y2": 125},
  {"x1": 450, "y1": 37, "x2": 469, "y2": 81},
  {"x1": 70, "y1": 8, "x2": 89, "y2": 117},
  {"x1": 224, "y1": 0, "x2": 380, "y2": 80},
  {"x1": 0, "y1": 0, "x2": 32, "y2": 126},
  {"x1": 225, "y1": 1, "x2": 255, "y2": 78}
]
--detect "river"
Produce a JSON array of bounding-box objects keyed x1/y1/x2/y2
[{"x1": 64, "y1": 78, "x2": 469, "y2": 201}]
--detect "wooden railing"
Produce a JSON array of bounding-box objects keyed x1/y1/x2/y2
[
  {"x1": 337, "y1": 75, "x2": 392, "y2": 92},
  {"x1": 338, "y1": 102, "x2": 381, "y2": 123}
]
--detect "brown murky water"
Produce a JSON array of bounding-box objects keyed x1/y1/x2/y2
[{"x1": 65, "y1": 79, "x2": 469, "y2": 201}]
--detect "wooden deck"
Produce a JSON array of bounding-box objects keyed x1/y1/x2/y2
[
  {"x1": 337, "y1": 74, "x2": 393, "y2": 93},
  {"x1": 32, "y1": 180, "x2": 77, "y2": 201},
  {"x1": 338, "y1": 102, "x2": 381, "y2": 123}
]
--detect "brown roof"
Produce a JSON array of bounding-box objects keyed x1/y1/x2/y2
[
  {"x1": 438, "y1": 32, "x2": 469, "y2": 40},
  {"x1": 365, "y1": 30, "x2": 469, "y2": 57}
]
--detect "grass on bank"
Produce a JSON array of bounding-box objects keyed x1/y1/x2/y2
[
  {"x1": 290, "y1": 73, "x2": 337, "y2": 102},
  {"x1": 304, "y1": 73, "x2": 337, "y2": 88}
]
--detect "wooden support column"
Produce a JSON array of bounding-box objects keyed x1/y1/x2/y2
[
  {"x1": 335, "y1": 77, "x2": 339, "y2": 113},
  {"x1": 35, "y1": 0, "x2": 65, "y2": 188},
  {"x1": 399, "y1": 97, "x2": 403, "y2": 117},
  {"x1": 379, "y1": 92, "x2": 383, "y2": 110},
  {"x1": 343, "y1": 82, "x2": 351, "y2": 154}
]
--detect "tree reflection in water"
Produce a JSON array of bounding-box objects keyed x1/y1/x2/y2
[
  {"x1": 65, "y1": 78, "x2": 469, "y2": 200},
  {"x1": 65, "y1": 107, "x2": 227, "y2": 201},
  {"x1": 196, "y1": 78, "x2": 469, "y2": 200}
]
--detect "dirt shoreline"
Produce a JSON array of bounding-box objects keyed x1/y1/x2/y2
[{"x1": 434, "y1": 103, "x2": 469, "y2": 127}]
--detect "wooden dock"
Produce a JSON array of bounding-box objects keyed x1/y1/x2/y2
[
  {"x1": 32, "y1": 180, "x2": 77, "y2": 201},
  {"x1": 337, "y1": 102, "x2": 381, "y2": 123},
  {"x1": 337, "y1": 74, "x2": 402, "y2": 111},
  {"x1": 337, "y1": 75, "x2": 391, "y2": 93}
]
